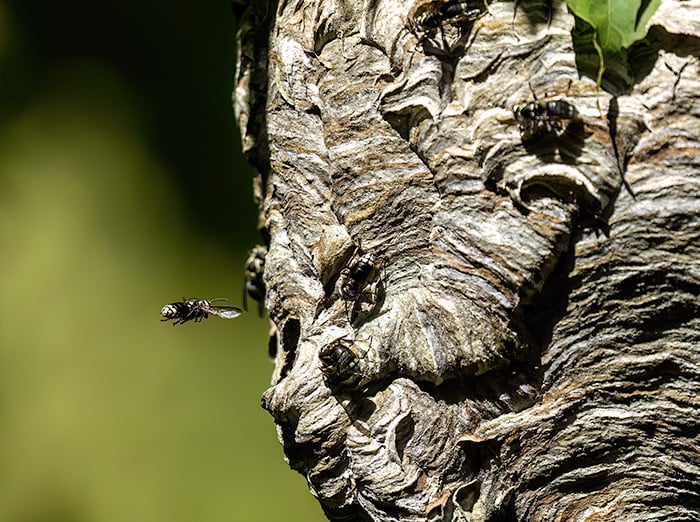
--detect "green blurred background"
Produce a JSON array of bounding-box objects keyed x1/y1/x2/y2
[{"x1": 0, "y1": 1, "x2": 325, "y2": 521}]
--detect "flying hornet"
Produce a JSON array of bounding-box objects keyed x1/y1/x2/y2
[{"x1": 160, "y1": 298, "x2": 242, "y2": 325}]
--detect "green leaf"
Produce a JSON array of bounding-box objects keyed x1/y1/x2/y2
[
  {"x1": 566, "y1": 0, "x2": 660, "y2": 86},
  {"x1": 566, "y1": 0, "x2": 661, "y2": 55}
]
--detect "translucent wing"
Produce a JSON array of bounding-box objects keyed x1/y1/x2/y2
[{"x1": 207, "y1": 305, "x2": 243, "y2": 319}]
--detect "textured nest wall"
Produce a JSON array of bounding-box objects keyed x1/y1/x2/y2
[{"x1": 235, "y1": 0, "x2": 700, "y2": 520}]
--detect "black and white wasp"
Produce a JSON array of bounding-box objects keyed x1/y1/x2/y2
[
  {"x1": 410, "y1": 0, "x2": 484, "y2": 33},
  {"x1": 340, "y1": 251, "x2": 382, "y2": 302},
  {"x1": 338, "y1": 249, "x2": 386, "y2": 324},
  {"x1": 160, "y1": 298, "x2": 242, "y2": 325},
  {"x1": 514, "y1": 82, "x2": 578, "y2": 139},
  {"x1": 408, "y1": 0, "x2": 487, "y2": 52},
  {"x1": 243, "y1": 245, "x2": 267, "y2": 316},
  {"x1": 319, "y1": 339, "x2": 362, "y2": 386},
  {"x1": 319, "y1": 337, "x2": 373, "y2": 387}
]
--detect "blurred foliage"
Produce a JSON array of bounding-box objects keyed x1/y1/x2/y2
[{"x1": 0, "y1": 1, "x2": 324, "y2": 521}]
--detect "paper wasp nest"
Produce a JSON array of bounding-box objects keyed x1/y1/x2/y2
[{"x1": 235, "y1": 0, "x2": 699, "y2": 519}]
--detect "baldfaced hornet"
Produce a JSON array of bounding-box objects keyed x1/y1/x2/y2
[
  {"x1": 243, "y1": 245, "x2": 267, "y2": 316},
  {"x1": 340, "y1": 251, "x2": 381, "y2": 301},
  {"x1": 319, "y1": 339, "x2": 361, "y2": 386},
  {"x1": 514, "y1": 82, "x2": 578, "y2": 139},
  {"x1": 319, "y1": 337, "x2": 372, "y2": 387},
  {"x1": 515, "y1": 99, "x2": 577, "y2": 136},
  {"x1": 160, "y1": 298, "x2": 242, "y2": 325},
  {"x1": 409, "y1": 0, "x2": 487, "y2": 51},
  {"x1": 339, "y1": 250, "x2": 385, "y2": 324}
]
